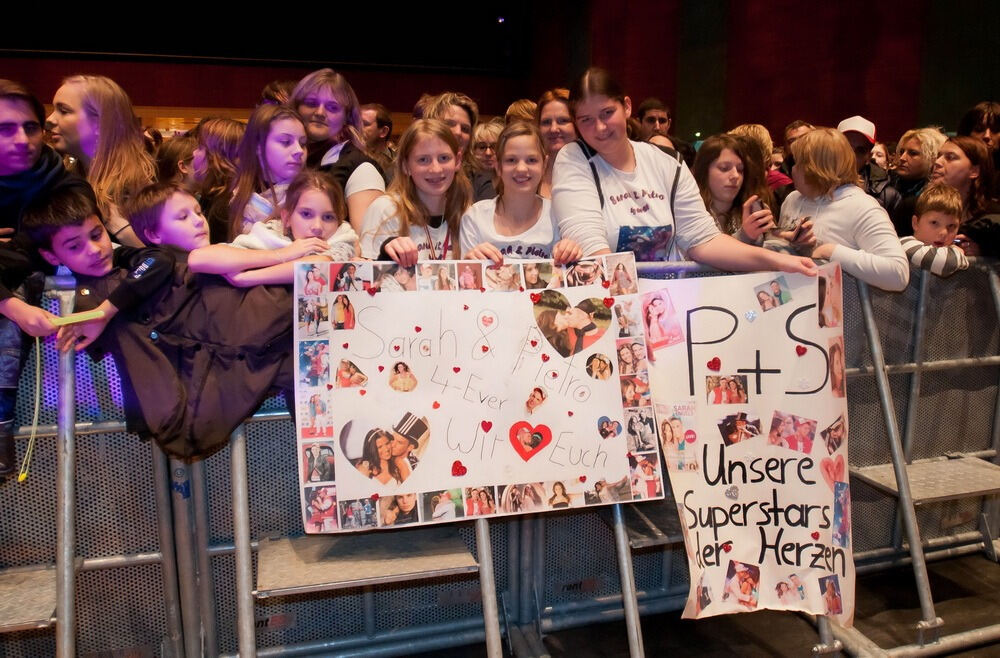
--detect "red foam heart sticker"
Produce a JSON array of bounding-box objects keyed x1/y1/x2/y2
[
  {"x1": 432, "y1": 401, "x2": 441, "y2": 409},
  {"x1": 370, "y1": 493, "x2": 379, "y2": 502},
  {"x1": 579, "y1": 475, "x2": 587, "y2": 482},
  {"x1": 481, "y1": 345, "x2": 489, "y2": 353},
  {"x1": 519, "y1": 286, "x2": 524, "y2": 292},
  {"x1": 481, "y1": 316, "x2": 494, "y2": 327},
  {"x1": 393, "y1": 345, "x2": 401, "y2": 352},
  {"x1": 530, "y1": 340, "x2": 538, "y2": 347},
  {"x1": 509, "y1": 421, "x2": 553, "y2": 461},
  {"x1": 453, "y1": 366, "x2": 461, "y2": 373},
  {"x1": 722, "y1": 542, "x2": 733, "y2": 553},
  {"x1": 378, "y1": 365, "x2": 385, "y2": 372},
  {"x1": 550, "y1": 372, "x2": 559, "y2": 378},
  {"x1": 530, "y1": 293, "x2": 542, "y2": 303},
  {"x1": 707, "y1": 357, "x2": 721, "y2": 371},
  {"x1": 480, "y1": 287, "x2": 486, "y2": 293},
  {"x1": 567, "y1": 411, "x2": 574, "y2": 417},
  {"x1": 811, "y1": 531, "x2": 820, "y2": 540},
  {"x1": 326, "y1": 384, "x2": 334, "y2": 390},
  {"x1": 359, "y1": 389, "x2": 367, "y2": 396},
  {"x1": 541, "y1": 354, "x2": 550, "y2": 362},
  {"x1": 481, "y1": 420, "x2": 493, "y2": 432},
  {"x1": 796, "y1": 345, "x2": 807, "y2": 356},
  {"x1": 602, "y1": 280, "x2": 611, "y2": 289},
  {"x1": 463, "y1": 304, "x2": 469, "y2": 310},
  {"x1": 414, "y1": 326, "x2": 422, "y2": 333},
  {"x1": 342, "y1": 342, "x2": 349, "y2": 349},
  {"x1": 451, "y1": 460, "x2": 467, "y2": 477},
  {"x1": 603, "y1": 297, "x2": 615, "y2": 308},
  {"x1": 367, "y1": 287, "x2": 377, "y2": 296}
]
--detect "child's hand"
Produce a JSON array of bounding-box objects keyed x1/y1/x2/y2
[
  {"x1": 775, "y1": 254, "x2": 819, "y2": 276},
  {"x1": 56, "y1": 314, "x2": 112, "y2": 352},
  {"x1": 384, "y1": 237, "x2": 419, "y2": 267},
  {"x1": 956, "y1": 234, "x2": 980, "y2": 257},
  {"x1": 281, "y1": 238, "x2": 329, "y2": 262},
  {"x1": 0, "y1": 227, "x2": 13, "y2": 243},
  {"x1": 0, "y1": 298, "x2": 58, "y2": 337},
  {"x1": 464, "y1": 243, "x2": 503, "y2": 265},
  {"x1": 741, "y1": 196, "x2": 775, "y2": 241},
  {"x1": 552, "y1": 239, "x2": 582, "y2": 266}
]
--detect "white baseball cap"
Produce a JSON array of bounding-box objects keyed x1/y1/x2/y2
[{"x1": 837, "y1": 116, "x2": 876, "y2": 143}]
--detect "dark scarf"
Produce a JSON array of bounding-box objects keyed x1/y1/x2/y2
[{"x1": 0, "y1": 146, "x2": 68, "y2": 232}]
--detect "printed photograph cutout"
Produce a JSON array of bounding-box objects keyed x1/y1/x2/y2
[
  {"x1": 624, "y1": 407, "x2": 657, "y2": 454},
  {"x1": 659, "y1": 406, "x2": 699, "y2": 472},
  {"x1": 822, "y1": 415, "x2": 846, "y2": 454},
  {"x1": 717, "y1": 412, "x2": 762, "y2": 446},
  {"x1": 598, "y1": 415, "x2": 623, "y2": 439},
  {"x1": 330, "y1": 294, "x2": 356, "y2": 330},
  {"x1": 464, "y1": 486, "x2": 497, "y2": 516},
  {"x1": 304, "y1": 485, "x2": 337, "y2": 532},
  {"x1": 499, "y1": 483, "x2": 547, "y2": 512},
  {"x1": 586, "y1": 353, "x2": 614, "y2": 380},
  {"x1": 339, "y1": 412, "x2": 430, "y2": 486},
  {"x1": 456, "y1": 262, "x2": 484, "y2": 290},
  {"x1": 331, "y1": 262, "x2": 371, "y2": 292},
  {"x1": 722, "y1": 560, "x2": 761, "y2": 610},
  {"x1": 532, "y1": 289, "x2": 612, "y2": 358},
  {"x1": 379, "y1": 493, "x2": 420, "y2": 526},
  {"x1": 524, "y1": 387, "x2": 548, "y2": 415},
  {"x1": 620, "y1": 373, "x2": 651, "y2": 408},
  {"x1": 416, "y1": 262, "x2": 457, "y2": 291},
  {"x1": 640, "y1": 289, "x2": 684, "y2": 351},
  {"x1": 629, "y1": 453, "x2": 663, "y2": 500},
  {"x1": 705, "y1": 375, "x2": 749, "y2": 404},
  {"x1": 484, "y1": 263, "x2": 523, "y2": 291},
  {"x1": 509, "y1": 421, "x2": 553, "y2": 461},
  {"x1": 818, "y1": 575, "x2": 844, "y2": 615},
  {"x1": 388, "y1": 361, "x2": 418, "y2": 392},
  {"x1": 775, "y1": 579, "x2": 801, "y2": 605},
  {"x1": 617, "y1": 338, "x2": 649, "y2": 376},
  {"x1": 423, "y1": 489, "x2": 465, "y2": 521},
  {"x1": 523, "y1": 261, "x2": 562, "y2": 290},
  {"x1": 767, "y1": 412, "x2": 817, "y2": 454},
  {"x1": 694, "y1": 572, "x2": 713, "y2": 614},
  {"x1": 299, "y1": 341, "x2": 330, "y2": 387},
  {"x1": 829, "y1": 336, "x2": 846, "y2": 398},
  {"x1": 819, "y1": 264, "x2": 843, "y2": 328},
  {"x1": 373, "y1": 263, "x2": 417, "y2": 292},
  {"x1": 614, "y1": 299, "x2": 643, "y2": 338},
  {"x1": 339, "y1": 497, "x2": 377, "y2": 530},
  {"x1": 565, "y1": 259, "x2": 606, "y2": 287},
  {"x1": 833, "y1": 481, "x2": 851, "y2": 548},
  {"x1": 335, "y1": 359, "x2": 368, "y2": 388},
  {"x1": 605, "y1": 252, "x2": 639, "y2": 295},
  {"x1": 753, "y1": 276, "x2": 792, "y2": 312},
  {"x1": 544, "y1": 480, "x2": 586, "y2": 509},
  {"x1": 300, "y1": 393, "x2": 332, "y2": 438},
  {"x1": 298, "y1": 297, "x2": 329, "y2": 337},
  {"x1": 616, "y1": 225, "x2": 674, "y2": 262},
  {"x1": 302, "y1": 443, "x2": 335, "y2": 483},
  {"x1": 299, "y1": 263, "x2": 330, "y2": 296}
]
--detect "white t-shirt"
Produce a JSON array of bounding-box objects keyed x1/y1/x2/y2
[
  {"x1": 779, "y1": 185, "x2": 909, "y2": 291},
  {"x1": 552, "y1": 140, "x2": 719, "y2": 261},
  {"x1": 359, "y1": 195, "x2": 451, "y2": 260},
  {"x1": 459, "y1": 196, "x2": 559, "y2": 259},
  {"x1": 320, "y1": 142, "x2": 387, "y2": 197}
]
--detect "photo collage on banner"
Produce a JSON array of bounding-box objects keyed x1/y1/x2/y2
[
  {"x1": 293, "y1": 253, "x2": 665, "y2": 533},
  {"x1": 641, "y1": 262, "x2": 854, "y2": 625}
]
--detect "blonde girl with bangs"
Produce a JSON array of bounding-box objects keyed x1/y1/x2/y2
[
  {"x1": 359, "y1": 119, "x2": 471, "y2": 265},
  {"x1": 290, "y1": 68, "x2": 387, "y2": 230},
  {"x1": 46, "y1": 75, "x2": 155, "y2": 246},
  {"x1": 778, "y1": 127, "x2": 908, "y2": 291}
]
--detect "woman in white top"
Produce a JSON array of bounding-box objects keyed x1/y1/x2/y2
[
  {"x1": 779, "y1": 128, "x2": 909, "y2": 291},
  {"x1": 551, "y1": 67, "x2": 816, "y2": 278},
  {"x1": 461, "y1": 121, "x2": 581, "y2": 264}
]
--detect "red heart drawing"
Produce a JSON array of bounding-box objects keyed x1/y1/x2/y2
[
  {"x1": 541, "y1": 354, "x2": 550, "y2": 362},
  {"x1": 342, "y1": 342, "x2": 349, "y2": 349},
  {"x1": 707, "y1": 357, "x2": 721, "y2": 371},
  {"x1": 453, "y1": 366, "x2": 461, "y2": 373},
  {"x1": 481, "y1": 316, "x2": 494, "y2": 327},
  {"x1": 530, "y1": 340, "x2": 538, "y2": 347},
  {"x1": 481, "y1": 345, "x2": 489, "y2": 353},
  {"x1": 377, "y1": 365, "x2": 385, "y2": 372},
  {"x1": 811, "y1": 531, "x2": 820, "y2": 540},
  {"x1": 509, "y1": 421, "x2": 553, "y2": 461},
  {"x1": 414, "y1": 326, "x2": 422, "y2": 333},
  {"x1": 796, "y1": 345, "x2": 807, "y2": 356},
  {"x1": 820, "y1": 454, "x2": 846, "y2": 491},
  {"x1": 326, "y1": 384, "x2": 333, "y2": 390},
  {"x1": 367, "y1": 287, "x2": 377, "y2": 296},
  {"x1": 370, "y1": 493, "x2": 379, "y2": 502},
  {"x1": 359, "y1": 389, "x2": 367, "y2": 396},
  {"x1": 529, "y1": 293, "x2": 542, "y2": 303},
  {"x1": 451, "y1": 460, "x2": 467, "y2": 477},
  {"x1": 481, "y1": 420, "x2": 493, "y2": 432},
  {"x1": 722, "y1": 542, "x2": 733, "y2": 553},
  {"x1": 603, "y1": 297, "x2": 614, "y2": 308},
  {"x1": 602, "y1": 280, "x2": 611, "y2": 289},
  {"x1": 432, "y1": 401, "x2": 441, "y2": 409},
  {"x1": 579, "y1": 475, "x2": 587, "y2": 482}
]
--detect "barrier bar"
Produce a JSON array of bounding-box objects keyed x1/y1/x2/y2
[
  {"x1": 612, "y1": 503, "x2": 645, "y2": 657},
  {"x1": 475, "y1": 518, "x2": 504, "y2": 657},
  {"x1": 152, "y1": 444, "x2": 185, "y2": 658},
  {"x1": 230, "y1": 425, "x2": 256, "y2": 657},
  {"x1": 55, "y1": 347, "x2": 75, "y2": 658},
  {"x1": 190, "y1": 459, "x2": 218, "y2": 656},
  {"x1": 170, "y1": 458, "x2": 203, "y2": 658}
]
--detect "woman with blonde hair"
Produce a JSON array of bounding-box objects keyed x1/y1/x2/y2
[
  {"x1": 889, "y1": 127, "x2": 948, "y2": 234},
  {"x1": 778, "y1": 127, "x2": 908, "y2": 291},
  {"x1": 46, "y1": 75, "x2": 155, "y2": 245},
  {"x1": 290, "y1": 68, "x2": 387, "y2": 230}
]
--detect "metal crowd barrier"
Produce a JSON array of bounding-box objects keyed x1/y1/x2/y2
[{"x1": 0, "y1": 261, "x2": 998, "y2": 657}]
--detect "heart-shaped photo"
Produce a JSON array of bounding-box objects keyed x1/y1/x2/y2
[
  {"x1": 532, "y1": 289, "x2": 612, "y2": 358},
  {"x1": 820, "y1": 454, "x2": 846, "y2": 491},
  {"x1": 597, "y1": 416, "x2": 622, "y2": 438},
  {"x1": 339, "y1": 411, "x2": 430, "y2": 486},
  {"x1": 509, "y1": 421, "x2": 553, "y2": 461}
]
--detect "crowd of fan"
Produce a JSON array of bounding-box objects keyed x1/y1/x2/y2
[{"x1": 0, "y1": 66, "x2": 997, "y2": 468}]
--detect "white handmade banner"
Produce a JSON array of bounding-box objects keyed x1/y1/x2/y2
[
  {"x1": 294, "y1": 254, "x2": 664, "y2": 532},
  {"x1": 641, "y1": 262, "x2": 853, "y2": 625}
]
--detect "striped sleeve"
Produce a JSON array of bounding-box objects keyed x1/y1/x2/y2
[{"x1": 900, "y1": 236, "x2": 969, "y2": 277}]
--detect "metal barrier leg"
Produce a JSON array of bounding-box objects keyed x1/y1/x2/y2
[
  {"x1": 984, "y1": 271, "x2": 1000, "y2": 539},
  {"x1": 191, "y1": 459, "x2": 218, "y2": 656},
  {"x1": 152, "y1": 444, "x2": 185, "y2": 658},
  {"x1": 814, "y1": 615, "x2": 844, "y2": 655},
  {"x1": 476, "y1": 518, "x2": 503, "y2": 658},
  {"x1": 230, "y1": 425, "x2": 256, "y2": 657},
  {"x1": 55, "y1": 348, "x2": 75, "y2": 658},
  {"x1": 612, "y1": 504, "x2": 645, "y2": 658},
  {"x1": 857, "y1": 280, "x2": 943, "y2": 638},
  {"x1": 170, "y1": 457, "x2": 203, "y2": 658}
]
